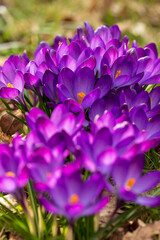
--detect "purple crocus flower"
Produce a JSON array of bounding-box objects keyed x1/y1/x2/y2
[
  {"x1": 119, "y1": 85, "x2": 160, "y2": 119},
  {"x1": 89, "y1": 91, "x2": 120, "y2": 121},
  {"x1": 111, "y1": 155, "x2": 160, "y2": 207},
  {"x1": 27, "y1": 146, "x2": 64, "y2": 191},
  {"x1": 75, "y1": 111, "x2": 151, "y2": 175},
  {"x1": 0, "y1": 54, "x2": 30, "y2": 109},
  {"x1": 129, "y1": 107, "x2": 160, "y2": 147},
  {"x1": 40, "y1": 162, "x2": 109, "y2": 223},
  {"x1": 0, "y1": 135, "x2": 28, "y2": 193},
  {"x1": 132, "y1": 42, "x2": 160, "y2": 85},
  {"x1": 57, "y1": 67, "x2": 112, "y2": 108},
  {"x1": 25, "y1": 100, "x2": 84, "y2": 154}
]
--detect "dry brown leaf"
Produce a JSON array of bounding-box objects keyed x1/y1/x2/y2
[
  {"x1": 123, "y1": 221, "x2": 160, "y2": 240},
  {"x1": 0, "y1": 131, "x2": 13, "y2": 143},
  {"x1": 0, "y1": 109, "x2": 23, "y2": 136},
  {"x1": 9, "y1": 233, "x2": 23, "y2": 240}
]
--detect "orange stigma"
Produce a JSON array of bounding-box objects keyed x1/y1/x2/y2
[
  {"x1": 150, "y1": 98, "x2": 152, "y2": 105},
  {"x1": 7, "y1": 83, "x2": 14, "y2": 88},
  {"x1": 47, "y1": 172, "x2": 52, "y2": 178},
  {"x1": 77, "y1": 92, "x2": 86, "y2": 104},
  {"x1": 115, "y1": 70, "x2": 121, "y2": 78},
  {"x1": 126, "y1": 178, "x2": 136, "y2": 190},
  {"x1": 69, "y1": 194, "x2": 79, "y2": 204},
  {"x1": 142, "y1": 129, "x2": 146, "y2": 132},
  {"x1": 6, "y1": 171, "x2": 15, "y2": 178}
]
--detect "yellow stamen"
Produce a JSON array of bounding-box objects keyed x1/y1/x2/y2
[
  {"x1": 69, "y1": 194, "x2": 79, "y2": 204},
  {"x1": 150, "y1": 98, "x2": 152, "y2": 105},
  {"x1": 5, "y1": 171, "x2": 15, "y2": 178},
  {"x1": 129, "y1": 107, "x2": 133, "y2": 112},
  {"x1": 115, "y1": 70, "x2": 121, "y2": 78},
  {"x1": 142, "y1": 129, "x2": 146, "y2": 132},
  {"x1": 7, "y1": 83, "x2": 14, "y2": 88},
  {"x1": 126, "y1": 178, "x2": 136, "y2": 190},
  {"x1": 77, "y1": 92, "x2": 86, "y2": 104},
  {"x1": 58, "y1": 41, "x2": 62, "y2": 46}
]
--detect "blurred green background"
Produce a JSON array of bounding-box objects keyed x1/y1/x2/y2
[{"x1": 0, "y1": 0, "x2": 160, "y2": 61}]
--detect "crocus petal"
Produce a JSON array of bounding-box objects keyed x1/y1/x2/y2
[
  {"x1": 36, "y1": 117, "x2": 57, "y2": 142},
  {"x1": 59, "y1": 55, "x2": 77, "y2": 72},
  {"x1": 141, "y1": 74, "x2": 160, "y2": 85},
  {"x1": 12, "y1": 71, "x2": 24, "y2": 92},
  {"x1": 81, "y1": 88, "x2": 101, "y2": 109},
  {"x1": 132, "y1": 171, "x2": 160, "y2": 194},
  {"x1": 90, "y1": 36, "x2": 105, "y2": 50},
  {"x1": 112, "y1": 160, "x2": 129, "y2": 188},
  {"x1": 0, "y1": 177, "x2": 16, "y2": 193},
  {"x1": 25, "y1": 107, "x2": 47, "y2": 130},
  {"x1": 95, "y1": 75, "x2": 112, "y2": 98},
  {"x1": 56, "y1": 42, "x2": 69, "y2": 63},
  {"x1": 136, "y1": 196, "x2": 160, "y2": 207},
  {"x1": 77, "y1": 56, "x2": 96, "y2": 71},
  {"x1": 42, "y1": 70, "x2": 58, "y2": 101},
  {"x1": 89, "y1": 99, "x2": 106, "y2": 121},
  {"x1": 65, "y1": 204, "x2": 84, "y2": 220},
  {"x1": 58, "y1": 68, "x2": 75, "y2": 96},
  {"x1": 149, "y1": 86, "x2": 160, "y2": 108},
  {"x1": 24, "y1": 73, "x2": 39, "y2": 87},
  {"x1": 137, "y1": 57, "x2": 154, "y2": 75},
  {"x1": 147, "y1": 115, "x2": 160, "y2": 139},
  {"x1": 68, "y1": 42, "x2": 81, "y2": 60},
  {"x1": 40, "y1": 196, "x2": 59, "y2": 214},
  {"x1": 84, "y1": 21, "x2": 94, "y2": 42},
  {"x1": 119, "y1": 188, "x2": 136, "y2": 201},
  {"x1": 77, "y1": 48, "x2": 93, "y2": 66},
  {"x1": 97, "y1": 148, "x2": 117, "y2": 174},
  {"x1": 145, "y1": 43, "x2": 158, "y2": 60},
  {"x1": 113, "y1": 75, "x2": 130, "y2": 88},
  {"x1": 56, "y1": 83, "x2": 72, "y2": 101},
  {"x1": 58, "y1": 114, "x2": 76, "y2": 135},
  {"x1": 147, "y1": 105, "x2": 160, "y2": 119},
  {"x1": 0, "y1": 87, "x2": 19, "y2": 99},
  {"x1": 34, "y1": 42, "x2": 51, "y2": 59},
  {"x1": 126, "y1": 154, "x2": 145, "y2": 180},
  {"x1": 130, "y1": 108, "x2": 148, "y2": 131},
  {"x1": 110, "y1": 25, "x2": 121, "y2": 40},
  {"x1": 95, "y1": 25, "x2": 112, "y2": 44},
  {"x1": 79, "y1": 173, "x2": 105, "y2": 205},
  {"x1": 2, "y1": 60, "x2": 16, "y2": 82},
  {"x1": 36, "y1": 62, "x2": 48, "y2": 80},
  {"x1": 45, "y1": 50, "x2": 58, "y2": 74},
  {"x1": 73, "y1": 67, "x2": 95, "y2": 96},
  {"x1": 82, "y1": 196, "x2": 109, "y2": 216},
  {"x1": 93, "y1": 128, "x2": 112, "y2": 157},
  {"x1": 18, "y1": 167, "x2": 29, "y2": 187},
  {"x1": 103, "y1": 46, "x2": 118, "y2": 68}
]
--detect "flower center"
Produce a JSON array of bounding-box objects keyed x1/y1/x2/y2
[
  {"x1": 115, "y1": 70, "x2": 121, "y2": 78},
  {"x1": 47, "y1": 172, "x2": 52, "y2": 178},
  {"x1": 7, "y1": 83, "x2": 14, "y2": 88},
  {"x1": 125, "y1": 178, "x2": 135, "y2": 190},
  {"x1": 77, "y1": 92, "x2": 86, "y2": 104},
  {"x1": 69, "y1": 194, "x2": 79, "y2": 204},
  {"x1": 5, "y1": 171, "x2": 15, "y2": 177}
]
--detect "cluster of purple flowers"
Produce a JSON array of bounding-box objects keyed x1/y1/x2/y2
[{"x1": 0, "y1": 22, "x2": 160, "y2": 224}]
